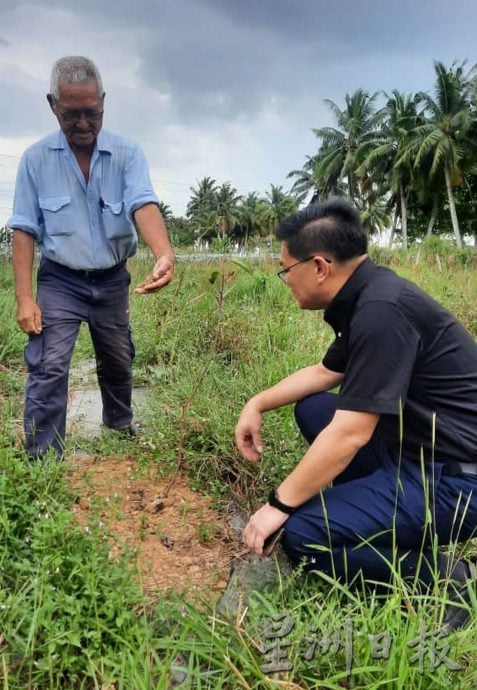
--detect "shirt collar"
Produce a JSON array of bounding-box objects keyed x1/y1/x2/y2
[
  {"x1": 96, "y1": 130, "x2": 113, "y2": 153},
  {"x1": 46, "y1": 130, "x2": 67, "y2": 150},
  {"x1": 46, "y1": 129, "x2": 113, "y2": 153},
  {"x1": 324, "y1": 257, "x2": 377, "y2": 331}
]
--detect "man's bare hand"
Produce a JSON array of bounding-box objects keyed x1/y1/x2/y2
[
  {"x1": 16, "y1": 296, "x2": 42, "y2": 335},
  {"x1": 135, "y1": 256, "x2": 174, "y2": 294},
  {"x1": 243, "y1": 503, "x2": 288, "y2": 556},
  {"x1": 235, "y1": 401, "x2": 263, "y2": 462}
]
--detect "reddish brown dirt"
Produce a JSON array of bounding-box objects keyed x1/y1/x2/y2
[{"x1": 67, "y1": 454, "x2": 235, "y2": 599}]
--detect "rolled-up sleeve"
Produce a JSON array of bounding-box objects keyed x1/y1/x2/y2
[
  {"x1": 123, "y1": 144, "x2": 159, "y2": 222},
  {"x1": 7, "y1": 154, "x2": 42, "y2": 239}
]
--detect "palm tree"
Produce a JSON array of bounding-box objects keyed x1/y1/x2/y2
[
  {"x1": 287, "y1": 156, "x2": 317, "y2": 203},
  {"x1": 186, "y1": 176, "x2": 220, "y2": 239},
  {"x1": 287, "y1": 155, "x2": 346, "y2": 204},
  {"x1": 411, "y1": 161, "x2": 446, "y2": 238},
  {"x1": 400, "y1": 61, "x2": 474, "y2": 247},
  {"x1": 157, "y1": 201, "x2": 173, "y2": 221},
  {"x1": 215, "y1": 182, "x2": 242, "y2": 236},
  {"x1": 312, "y1": 89, "x2": 385, "y2": 203},
  {"x1": 359, "y1": 192, "x2": 392, "y2": 237},
  {"x1": 265, "y1": 185, "x2": 298, "y2": 223},
  {"x1": 357, "y1": 90, "x2": 424, "y2": 247},
  {"x1": 186, "y1": 176, "x2": 218, "y2": 219},
  {"x1": 261, "y1": 185, "x2": 299, "y2": 245},
  {"x1": 237, "y1": 192, "x2": 269, "y2": 242}
]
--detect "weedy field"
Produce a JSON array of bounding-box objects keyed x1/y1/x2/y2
[{"x1": 0, "y1": 243, "x2": 476, "y2": 689}]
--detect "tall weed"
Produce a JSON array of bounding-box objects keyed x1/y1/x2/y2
[{"x1": 0, "y1": 250, "x2": 476, "y2": 688}]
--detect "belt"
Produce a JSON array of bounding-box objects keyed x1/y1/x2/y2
[
  {"x1": 72, "y1": 261, "x2": 126, "y2": 279},
  {"x1": 444, "y1": 461, "x2": 477, "y2": 477},
  {"x1": 46, "y1": 258, "x2": 127, "y2": 280}
]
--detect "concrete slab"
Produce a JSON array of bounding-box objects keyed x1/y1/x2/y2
[
  {"x1": 67, "y1": 359, "x2": 150, "y2": 438},
  {"x1": 67, "y1": 386, "x2": 150, "y2": 438}
]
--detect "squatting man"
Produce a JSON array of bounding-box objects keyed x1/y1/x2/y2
[
  {"x1": 9, "y1": 56, "x2": 174, "y2": 459},
  {"x1": 235, "y1": 199, "x2": 477, "y2": 632}
]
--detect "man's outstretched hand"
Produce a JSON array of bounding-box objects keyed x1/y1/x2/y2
[{"x1": 135, "y1": 256, "x2": 174, "y2": 294}]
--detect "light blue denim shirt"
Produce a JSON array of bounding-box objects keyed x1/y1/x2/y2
[{"x1": 8, "y1": 129, "x2": 159, "y2": 270}]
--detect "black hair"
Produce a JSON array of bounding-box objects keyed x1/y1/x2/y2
[{"x1": 275, "y1": 197, "x2": 367, "y2": 262}]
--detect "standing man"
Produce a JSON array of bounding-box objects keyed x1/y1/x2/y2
[
  {"x1": 235, "y1": 199, "x2": 477, "y2": 631},
  {"x1": 9, "y1": 56, "x2": 174, "y2": 460}
]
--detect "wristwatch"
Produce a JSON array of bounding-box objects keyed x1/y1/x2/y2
[{"x1": 268, "y1": 488, "x2": 296, "y2": 515}]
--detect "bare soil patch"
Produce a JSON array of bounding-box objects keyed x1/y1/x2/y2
[{"x1": 68, "y1": 454, "x2": 235, "y2": 599}]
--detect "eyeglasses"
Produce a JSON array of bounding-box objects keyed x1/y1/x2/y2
[
  {"x1": 56, "y1": 108, "x2": 104, "y2": 122},
  {"x1": 277, "y1": 255, "x2": 332, "y2": 283}
]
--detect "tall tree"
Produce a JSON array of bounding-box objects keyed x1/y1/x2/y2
[
  {"x1": 186, "y1": 176, "x2": 220, "y2": 239},
  {"x1": 237, "y1": 192, "x2": 270, "y2": 241},
  {"x1": 357, "y1": 90, "x2": 424, "y2": 247},
  {"x1": 287, "y1": 155, "x2": 346, "y2": 204},
  {"x1": 215, "y1": 182, "x2": 242, "y2": 236},
  {"x1": 401, "y1": 61, "x2": 474, "y2": 247},
  {"x1": 157, "y1": 201, "x2": 173, "y2": 221},
  {"x1": 263, "y1": 185, "x2": 299, "y2": 239},
  {"x1": 359, "y1": 192, "x2": 392, "y2": 237},
  {"x1": 186, "y1": 176, "x2": 218, "y2": 219},
  {"x1": 312, "y1": 89, "x2": 384, "y2": 203},
  {"x1": 265, "y1": 185, "x2": 299, "y2": 223}
]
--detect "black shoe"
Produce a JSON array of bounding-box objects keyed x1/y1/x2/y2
[
  {"x1": 119, "y1": 423, "x2": 138, "y2": 437},
  {"x1": 438, "y1": 554, "x2": 474, "y2": 633},
  {"x1": 104, "y1": 423, "x2": 138, "y2": 438}
]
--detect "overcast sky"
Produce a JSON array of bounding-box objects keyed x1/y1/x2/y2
[{"x1": 1, "y1": 0, "x2": 476, "y2": 222}]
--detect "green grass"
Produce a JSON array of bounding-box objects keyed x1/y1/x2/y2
[{"x1": 0, "y1": 245, "x2": 476, "y2": 688}]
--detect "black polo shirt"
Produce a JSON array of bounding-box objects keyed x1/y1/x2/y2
[{"x1": 322, "y1": 258, "x2": 477, "y2": 464}]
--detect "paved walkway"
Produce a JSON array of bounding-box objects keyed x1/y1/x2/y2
[{"x1": 67, "y1": 359, "x2": 149, "y2": 438}]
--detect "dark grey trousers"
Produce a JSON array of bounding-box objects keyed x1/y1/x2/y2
[{"x1": 24, "y1": 257, "x2": 135, "y2": 459}]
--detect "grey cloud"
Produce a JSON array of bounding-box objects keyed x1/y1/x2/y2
[
  {"x1": 5, "y1": 0, "x2": 300, "y2": 121},
  {"x1": 0, "y1": 66, "x2": 52, "y2": 138},
  {"x1": 201, "y1": 0, "x2": 477, "y2": 56},
  {"x1": 4, "y1": 0, "x2": 477, "y2": 128},
  {"x1": 2, "y1": 1, "x2": 477, "y2": 144},
  {"x1": 136, "y1": 14, "x2": 300, "y2": 122}
]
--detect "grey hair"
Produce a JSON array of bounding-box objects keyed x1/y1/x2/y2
[{"x1": 49, "y1": 56, "x2": 104, "y2": 100}]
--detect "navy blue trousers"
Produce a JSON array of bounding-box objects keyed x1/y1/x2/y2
[
  {"x1": 281, "y1": 393, "x2": 477, "y2": 586},
  {"x1": 24, "y1": 258, "x2": 135, "y2": 459}
]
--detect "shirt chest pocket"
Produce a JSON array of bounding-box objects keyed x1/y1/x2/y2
[
  {"x1": 39, "y1": 195, "x2": 74, "y2": 236},
  {"x1": 101, "y1": 199, "x2": 132, "y2": 239}
]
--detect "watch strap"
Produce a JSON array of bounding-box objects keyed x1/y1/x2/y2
[{"x1": 268, "y1": 488, "x2": 296, "y2": 515}]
